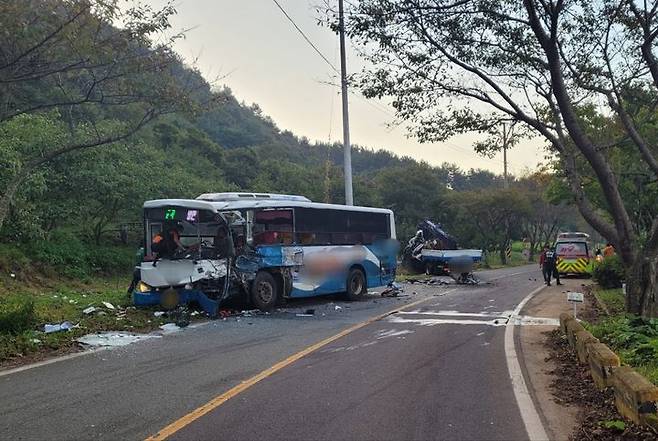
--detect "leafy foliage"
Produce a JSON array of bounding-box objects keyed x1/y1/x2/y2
[
  {"x1": 600, "y1": 420, "x2": 626, "y2": 432},
  {"x1": 0, "y1": 0, "x2": 576, "y2": 272},
  {"x1": 590, "y1": 315, "x2": 658, "y2": 374},
  {"x1": 31, "y1": 232, "x2": 134, "y2": 278},
  {"x1": 593, "y1": 255, "x2": 626, "y2": 289},
  {"x1": 0, "y1": 298, "x2": 36, "y2": 335},
  {"x1": 326, "y1": 0, "x2": 658, "y2": 316},
  {"x1": 450, "y1": 188, "x2": 532, "y2": 263}
]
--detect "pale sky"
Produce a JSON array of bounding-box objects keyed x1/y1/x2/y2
[{"x1": 144, "y1": 0, "x2": 546, "y2": 175}]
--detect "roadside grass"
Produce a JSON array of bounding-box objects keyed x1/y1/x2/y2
[
  {"x1": 0, "y1": 241, "x2": 176, "y2": 364},
  {"x1": 0, "y1": 280, "x2": 173, "y2": 363},
  {"x1": 587, "y1": 287, "x2": 658, "y2": 385},
  {"x1": 593, "y1": 288, "x2": 626, "y2": 315}
]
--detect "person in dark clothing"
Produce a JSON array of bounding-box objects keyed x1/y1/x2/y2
[
  {"x1": 539, "y1": 244, "x2": 562, "y2": 286},
  {"x1": 214, "y1": 225, "x2": 235, "y2": 258},
  {"x1": 152, "y1": 222, "x2": 185, "y2": 258},
  {"x1": 539, "y1": 244, "x2": 551, "y2": 285},
  {"x1": 551, "y1": 249, "x2": 562, "y2": 285},
  {"x1": 151, "y1": 223, "x2": 187, "y2": 268}
]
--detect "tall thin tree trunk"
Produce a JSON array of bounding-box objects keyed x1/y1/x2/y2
[
  {"x1": 499, "y1": 247, "x2": 507, "y2": 265},
  {"x1": 627, "y1": 252, "x2": 658, "y2": 317}
]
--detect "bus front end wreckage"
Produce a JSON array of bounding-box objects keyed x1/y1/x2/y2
[{"x1": 132, "y1": 193, "x2": 399, "y2": 315}]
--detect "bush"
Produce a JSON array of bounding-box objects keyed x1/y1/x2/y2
[
  {"x1": 590, "y1": 316, "x2": 658, "y2": 367},
  {"x1": 0, "y1": 245, "x2": 31, "y2": 275},
  {"x1": 32, "y1": 231, "x2": 87, "y2": 270},
  {"x1": 29, "y1": 231, "x2": 134, "y2": 277},
  {"x1": 87, "y1": 246, "x2": 134, "y2": 273},
  {"x1": 0, "y1": 297, "x2": 36, "y2": 335},
  {"x1": 592, "y1": 254, "x2": 625, "y2": 288}
]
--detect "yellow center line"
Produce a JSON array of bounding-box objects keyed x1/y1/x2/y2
[{"x1": 145, "y1": 294, "x2": 439, "y2": 441}]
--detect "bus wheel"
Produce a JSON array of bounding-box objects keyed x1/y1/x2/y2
[
  {"x1": 345, "y1": 267, "x2": 366, "y2": 301},
  {"x1": 251, "y1": 271, "x2": 278, "y2": 311}
]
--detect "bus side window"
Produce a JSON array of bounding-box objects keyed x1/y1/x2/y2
[
  {"x1": 253, "y1": 209, "x2": 293, "y2": 245},
  {"x1": 294, "y1": 208, "x2": 388, "y2": 246}
]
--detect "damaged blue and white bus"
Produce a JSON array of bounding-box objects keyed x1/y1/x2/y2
[{"x1": 133, "y1": 193, "x2": 398, "y2": 314}]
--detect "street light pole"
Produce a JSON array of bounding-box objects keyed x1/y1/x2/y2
[
  {"x1": 338, "y1": 0, "x2": 353, "y2": 205},
  {"x1": 502, "y1": 123, "x2": 509, "y2": 189}
]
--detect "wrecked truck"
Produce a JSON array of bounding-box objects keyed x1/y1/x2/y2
[
  {"x1": 402, "y1": 219, "x2": 482, "y2": 282},
  {"x1": 133, "y1": 193, "x2": 399, "y2": 315}
]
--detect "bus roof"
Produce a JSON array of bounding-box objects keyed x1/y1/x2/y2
[
  {"x1": 143, "y1": 199, "x2": 218, "y2": 211},
  {"x1": 143, "y1": 198, "x2": 394, "y2": 215},
  {"x1": 197, "y1": 192, "x2": 311, "y2": 202}
]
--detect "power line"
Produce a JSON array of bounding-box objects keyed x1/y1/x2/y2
[
  {"x1": 268, "y1": 0, "x2": 527, "y2": 174},
  {"x1": 270, "y1": 0, "x2": 395, "y2": 120},
  {"x1": 270, "y1": 0, "x2": 340, "y2": 74}
]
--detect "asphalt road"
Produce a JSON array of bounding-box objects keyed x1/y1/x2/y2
[{"x1": 0, "y1": 265, "x2": 544, "y2": 440}]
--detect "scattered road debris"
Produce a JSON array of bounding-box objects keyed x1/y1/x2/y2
[
  {"x1": 76, "y1": 332, "x2": 159, "y2": 347},
  {"x1": 381, "y1": 282, "x2": 403, "y2": 297},
  {"x1": 101, "y1": 302, "x2": 116, "y2": 310},
  {"x1": 82, "y1": 306, "x2": 97, "y2": 315},
  {"x1": 43, "y1": 321, "x2": 75, "y2": 333},
  {"x1": 153, "y1": 311, "x2": 165, "y2": 317},
  {"x1": 407, "y1": 276, "x2": 453, "y2": 286},
  {"x1": 159, "y1": 323, "x2": 182, "y2": 333}
]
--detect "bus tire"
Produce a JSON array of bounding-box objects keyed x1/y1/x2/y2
[
  {"x1": 345, "y1": 267, "x2": 367, "y2": 301},
  {"x1": 251, "y1": 271, "x2": 279, "y2": 311}
]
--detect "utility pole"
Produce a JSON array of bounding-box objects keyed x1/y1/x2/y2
[
  {"x1": 338, "y1": 0, "x2": 353, "y2": 205},
  {"x1": 502, "y1": 123, "x2": 509, "y2": 189}
]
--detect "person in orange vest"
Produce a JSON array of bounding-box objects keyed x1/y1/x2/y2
[
  {"x1": 603, "y1": 243, "x2": 616, "y2": 258},
  {"x1": 595, "y1": 248, "x2": 604, "y2": 263}
]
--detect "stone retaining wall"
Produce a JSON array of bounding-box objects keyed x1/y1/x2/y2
[{"x1": 559, "y1": 315, "x2": 658, "y2": 429}]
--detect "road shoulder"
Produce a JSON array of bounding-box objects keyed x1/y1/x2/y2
[{"x1": 519, "y1": 278, "x2": 590, "y2": 440}]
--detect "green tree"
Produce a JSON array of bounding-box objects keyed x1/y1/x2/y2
[
  {"x1": 334, "y1": 0, "x2": 658, "y2": 316},
  {"x1": 515, "y1": 172, "x2": 575, "y2": 260},
  {"x1": 452, "y1": 189, "x2": 532, "y2": 264},
  {"x1": 0, "y1": 0, "x2": 203, "y2": 230},
  {"x1": 374, "y1": 164, "x2": 450, "y2": 240}
]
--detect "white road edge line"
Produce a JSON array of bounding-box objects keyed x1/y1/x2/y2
[
  {"x1": 505, "y1": 285, "x2": 550, "y2": 441},
  {"x1": 0, "y1": 321, "x2": 213, "y2": 378},
  {"x1": 0, "y1": 347, "x2": 110, "y2": 378}
]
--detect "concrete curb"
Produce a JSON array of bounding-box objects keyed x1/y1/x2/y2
[
  {"x1": 612, "y1": 366, "x2": 658, "y2": 427},
  {"x1": 565, "y1": 319, "x2": 585, "y2": 349},
  {"x1": 587, "y1": 343, "x2": 620, "y2": 389},
  {"x1": 560, "y1": 325, "x2": 658, "y2": 429},
  {"x1": 559, "y1": 312, "x2": 573, "y2": 335},
  {"x1": 574, "y1": 330, "x2": 599, "y2": 364}
]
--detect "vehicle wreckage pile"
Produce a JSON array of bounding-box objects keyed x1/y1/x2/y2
[{"x1": 402, "y1": 220, "x2": 482, "y2": 284}]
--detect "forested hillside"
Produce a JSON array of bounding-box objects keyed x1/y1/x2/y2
[{"x1": 0, "y1": 0, "x2": 579, "y2": 274}]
